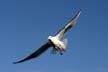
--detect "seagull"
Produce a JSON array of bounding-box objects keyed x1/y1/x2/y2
[{"x1": 13, "y1": 10, "x2": 81, "y2": 64}]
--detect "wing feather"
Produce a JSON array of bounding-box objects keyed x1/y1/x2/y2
[
  {"x1": 55, "y1": 10, "x2": 81, "y2": 39},
  {"x1": 13, "y1": 42, "x2": 51, "y2": 64}
]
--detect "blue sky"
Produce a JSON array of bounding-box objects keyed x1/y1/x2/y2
[{"x1": 0, "y1": 0, "x2": 108, "y2": 72}]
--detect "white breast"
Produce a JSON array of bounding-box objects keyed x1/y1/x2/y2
[{"x1": 50, "y1": 36, "x2": 65, "y2": 49}]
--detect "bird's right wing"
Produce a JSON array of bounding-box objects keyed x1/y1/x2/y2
[
  {"x1": 13, "y1": 42, "x2": 51, "y2": 64},
  {"x1": 55, "y1": 10, "x2": 81, "y2": 39}
]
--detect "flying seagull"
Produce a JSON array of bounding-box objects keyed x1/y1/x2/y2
[{"x1": 13, "y1": 10, "x2": 81, "y2": 64}]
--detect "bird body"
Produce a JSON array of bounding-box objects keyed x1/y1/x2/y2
[{"x1": 48, "y1": 36, "x2": 67, "y2": 54}]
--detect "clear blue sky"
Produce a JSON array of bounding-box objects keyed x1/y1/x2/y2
[{"x1": 0, "y1": 0, "x2": 108, "y2": 72}]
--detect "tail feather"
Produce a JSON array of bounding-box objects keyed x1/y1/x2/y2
[{"x1": 62, "y1": 39, "x2": 68, "y2": 47}]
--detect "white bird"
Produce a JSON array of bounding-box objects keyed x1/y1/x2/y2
[{"x1": 13, "y1": 10, "x2": 81, "y2": 64}]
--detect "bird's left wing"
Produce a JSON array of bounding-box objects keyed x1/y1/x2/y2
[
  {"x1": 13, "y1": 42, "x2": 51, "y2": 64},
  {"x1": 55, "y1": 10, "x2": 81, "y2": 39}
]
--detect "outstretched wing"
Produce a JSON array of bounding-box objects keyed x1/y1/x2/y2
[
  {"x1": 13, "y1": 42, "x2": 51, "y2": 64},
  {"x1": 55, "y1": 10, "x2": 81, "y2": 39}
]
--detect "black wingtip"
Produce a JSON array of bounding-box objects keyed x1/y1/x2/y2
[
  {"x1": 79, "y1": 9, "x2": 82, "y2": 12},
  {"x1": 13, "y1": 60, "x2": 25, "y2": 64},
  {"x1": 13, "y1": 62, "x2": 17, "y2": 64},
  {"x1": 78, "y1": 9, "x2": 82, "y2": 14},
  {"x1": 13, "y1": 61, "x2": 21, "y2": 64},
  {"x1": 76, "y1": 9, "x2": 82, "y2": 15},
  {"x1": 13, "y1": 60, "x2": 23, "y2": 64}
]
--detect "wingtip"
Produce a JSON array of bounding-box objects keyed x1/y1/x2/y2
[
  {"x1": 13, "y1": 61, "x2": 22, "y2": 64},
  {"x1": 74, "y1": 9, "x2": 82, "y2": 19},
  {"x1": 13, "y1": 62, "x2": 17, "y2": 64},
  {"x1": 79, "y1": 9, "x2": 82, "y2": 12},
  {"x1": 78, "y1": 9, "x2": 82, "y2": 14}
]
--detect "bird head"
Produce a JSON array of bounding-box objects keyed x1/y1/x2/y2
[{"x1": 48, "y1": 36, "x2": 52, "y2": 40}]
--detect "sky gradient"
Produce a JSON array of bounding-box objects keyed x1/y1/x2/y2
[{"x1": 0, "y1": 0, "x2": 108, "y2": 72}]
